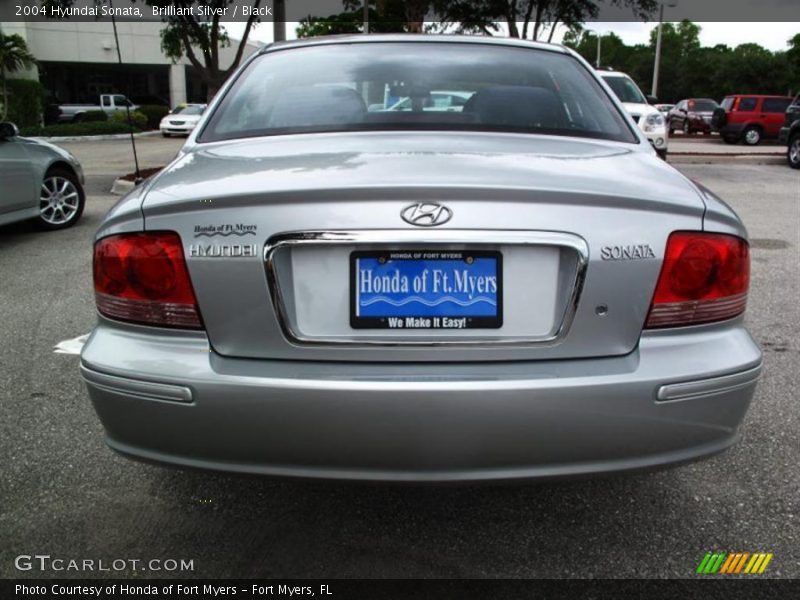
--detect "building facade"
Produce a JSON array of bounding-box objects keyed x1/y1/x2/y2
[{"x1": 1, "y1": 21, "x2": 261, "y2": 107}]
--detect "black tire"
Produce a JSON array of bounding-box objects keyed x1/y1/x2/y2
[
  {"x1": 711, "y1": 107, "x2": 727, "y2": 129},
  {"x1": 789, "y1": 133, "x2": 800, "y2": 169},
  {"x1": 742, "y1": 125, "x2": 762, "y2": 146},
  {"x1": 36, "y1": 168, "x2": 85, "y2": 231},
  {"x1": 162, "y1": 132, "x2": 170, "y2": 138}
]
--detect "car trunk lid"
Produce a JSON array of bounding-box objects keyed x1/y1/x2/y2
[{"x1": 141, "y1": 132, "x2": 705, "y2": 362}]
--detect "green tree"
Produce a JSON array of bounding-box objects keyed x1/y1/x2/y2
[
  {"x1": 297, "y1": 0, "x2": 410, "y2": 37},
  {"x1": 0, "y1": 33, "x2": 36, "y2": 120},
  {"x1": 44, "y1": 1, "x2": 263, "y2": 101},
  {"x1": 562, "y1": 30, "x2": 634, "y2": 69},
  {"x1": 435, "y1": 1, "x2": 656, "y2": 41},
  {"x1": 299, "y1": 1, "x2": 657, "y2": 41},
  {"x1": 565, "y1": 20, "x2": 797, "y2": 103}
]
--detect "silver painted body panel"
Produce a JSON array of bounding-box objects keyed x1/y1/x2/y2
[
  {"x1": 84, "y1": 36, "x2": 761, "y2": 480},
  {"x1": 135, "y1": 132, "x2": 705, "y2": 362},
  {"x1": 0, "y1": 135, "x2": 83, "y2": 226},
  {"x1": 82, "y1": 319, "x2": 761, "y2": 481}
]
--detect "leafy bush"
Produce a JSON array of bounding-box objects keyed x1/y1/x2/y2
[
  {"x1": 79, "y1": 110, "x2": 108, "y2": 122},
  {"x1": 110, "y1": 109, "x2": 148, "y2": 130},
  {"x1": 137, "y1": 104, "x2": 169, "y2": 129},
  {"x1": 5, "y1": 79, "x2": 44, "y2": 128},
  {"x1": 19, "y1": 121, "x2": 142, "y2": 137}
]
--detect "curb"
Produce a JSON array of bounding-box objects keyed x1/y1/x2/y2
[
  {"x1": 29, "y1": 130, "x2": 162, "y2": 143},
  {"x1": 668, "y1": 153, "x2": 785, "y2": 166},
  {"x1": 111, "y1": 178, "x2": 137, "y2": 196}
]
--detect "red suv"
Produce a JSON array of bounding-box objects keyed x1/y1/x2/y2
[{"x1": 712, "y1": 95, "x2": 794, "y2": 145}]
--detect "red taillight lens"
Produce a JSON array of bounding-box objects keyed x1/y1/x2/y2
[
  {"x1": 93, "y1": 232, "x2": 203, "y2": 329},
  {"x1": 645, "y1": 232, "x2": 749, "y2": 328}
]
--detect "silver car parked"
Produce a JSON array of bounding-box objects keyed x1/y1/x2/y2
[
  {"x1": 81, "y1": 36, "x2": 761, "y2": 482},
  {"x1": 0, "y1": 122, "x2": 85, "y2": 229}
]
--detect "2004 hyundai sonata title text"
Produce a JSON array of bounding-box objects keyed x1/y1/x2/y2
[{"x1": 81, "y1": 36, "x2": 762, "y2": 482}]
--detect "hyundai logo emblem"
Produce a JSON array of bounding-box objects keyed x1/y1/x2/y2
[{"x1": 400, "y1": 202, "x2": 453, "y2": 227}]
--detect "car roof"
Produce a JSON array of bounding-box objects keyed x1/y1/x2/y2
[
  {"x1": 597, "y1": 70, "x2": 631, "y2": 78},
  {"x1": 260, "y1": 34, "x2": 570, "y2": 55}
]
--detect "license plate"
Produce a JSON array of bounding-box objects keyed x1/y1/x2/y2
[{"x1": 350, "y1": 250, "x2": 502, "y2": 329}]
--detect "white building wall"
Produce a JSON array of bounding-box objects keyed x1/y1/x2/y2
[{"x1": 0, "y1": 21, "x2": 261, "y2": 104}]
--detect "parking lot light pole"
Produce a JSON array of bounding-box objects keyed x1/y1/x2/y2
[
  {"x1": 273, "y1": 1, "x2": 286, "y2": 42},
  {"x1": 652, "y1": 1, "x2": 678, "y2": 98},
  {"x1": 584, "y1": 29, "x2": 601, "y2": 68}
]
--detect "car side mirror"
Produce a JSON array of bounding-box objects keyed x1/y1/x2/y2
[
  {"x1": 0, "y1": 122, "x2": 19, "y2": 140},
  {"x1": 646, "y1": 95, "x2": 658, "y2": 105}
]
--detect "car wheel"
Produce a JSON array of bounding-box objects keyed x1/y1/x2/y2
[
  {"x1": 37, "y1": 168, "x2": 85, "y2": 230},
  {"x1": 789, "y1": 134, "x2": 800, "y2": 169},
  {"x1": 162, "y1": 132, "x2": 170, "y2": 137},
  {"x1": 743, "y1": 126, "x2": 762, "y2": 146},
  {"x1": 683, "y1": 120, "x2": 691, "y2": 135}
]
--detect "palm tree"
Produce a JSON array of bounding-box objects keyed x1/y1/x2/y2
[{"x1": 0, "y1": 33, "x2": 37, "y2": 120}]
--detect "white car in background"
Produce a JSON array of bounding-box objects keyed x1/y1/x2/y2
[
  {"x1": 599, "y1": 70, "x2": 668, "y2": 158},
  {"x1": 160, "y1": 104, "x2": 207, "y2": 137}
]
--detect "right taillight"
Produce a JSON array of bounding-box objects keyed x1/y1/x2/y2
[
  {"x1": 93, "y1": 232, "x2": 203, "y2": 329},
  {"x1": 645, "y1": 232, "x2": 749, "y2": 328}
]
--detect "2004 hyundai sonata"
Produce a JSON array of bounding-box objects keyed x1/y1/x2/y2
[{"x1": 81, "y1": 36, "x2": 762, "y2": 481}]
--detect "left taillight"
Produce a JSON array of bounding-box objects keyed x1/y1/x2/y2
[
  {"x1": 93, "y1": 232, "x2": 203, "y2": 329},
  {"x1": 645, "y1": 231, "x2": 750, "y2": 329}
]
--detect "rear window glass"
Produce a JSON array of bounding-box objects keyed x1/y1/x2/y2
[
  {"x1": 762, "y1": 98, "x2": 792, "y2": 113},
  {"x1": 687, "y1": 99, "x2": 718, "y2": 111},
  {"x1": 738, "y1": 98, "x2": 758, "y2": 112},
  {"x1": 200, "y1": 43, "x2": 637, "y2": 144}
]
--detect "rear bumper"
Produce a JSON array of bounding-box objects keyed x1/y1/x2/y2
[
  {"x1": 689, "y1": 118, "x2": 713, "y2": 132},
  {"x1": 81, "y1": 322, "x2": 762, "y2": 482}
]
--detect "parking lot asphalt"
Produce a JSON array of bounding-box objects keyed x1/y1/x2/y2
[{"x1": 0, "y1": 138, "x2": 798, "y2": 579}]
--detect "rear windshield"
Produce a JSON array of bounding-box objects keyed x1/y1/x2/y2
[
  {"x1": 688, "y1": 99, "x2": 718, "y2": 111},
  {"x1": 200, "y1": 43, "x2": 637, "y2": 144}
]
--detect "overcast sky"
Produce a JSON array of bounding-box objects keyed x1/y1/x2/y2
[{"x1": 226, "y1": 22, "x2": 799, "y2": 52}]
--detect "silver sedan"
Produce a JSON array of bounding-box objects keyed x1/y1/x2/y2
[
  {"x1": 0, "y1": 122, "x2": 85, "y2": 230},
  {"x1": 81, "y1": 36, "x2": 761, "y2": 482}
]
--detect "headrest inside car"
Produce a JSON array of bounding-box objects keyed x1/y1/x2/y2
[{"x1": 269, "y1": 85, "x2": 366, "y2": 129}]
